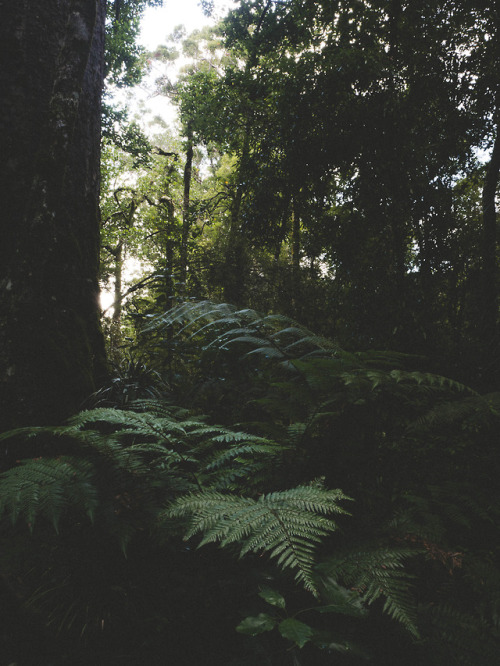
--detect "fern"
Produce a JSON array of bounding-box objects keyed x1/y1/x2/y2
[
  {"x1": 316, "y1": 547, "x2": 421, "y2": 638},
  {"x1": 142, "y1": 301, "x2": 477, "y2": 443},
  {"x1": 204, "y1": 441, "x2": 283, "y2": 470},
  {"x1": 0, "y1": 405, "x2": 293, "y2": 533},
  {"x1": 407, "y1": 391, "x2": 500, "y2": 433},
  {"x1": 2, "y1": 302, "x2": 495, "y2": 660},
  {"x1": 0, "y1": 457, "x2": 98, "y2": 531},
  {"x1": 164, "y1": 483, "x2": 351, "y2": 597},
  {"x1": 143, "y1": 300, "x2": 327, "y2": 369}
]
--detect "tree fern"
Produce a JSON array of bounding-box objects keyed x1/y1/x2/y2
[
  {"x1": 141, "y1": 301, "x2": 478, "y2": 450},
  {"x1": 0, "y1": 406, "x2": 292, "y2": 531},
  {"x1": 2, "y1": 302, "x2": 496, "y2": 661},
  {"x1": 164, "y1": 483, "x2": 351, "y2": 596},
  {"x1": 144, "y1": 300, "x2": 346, "y2": 367}
]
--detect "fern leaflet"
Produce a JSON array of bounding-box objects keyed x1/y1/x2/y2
[{"x1": 165, "y1": 483, "x2": 351, "y2": 596}]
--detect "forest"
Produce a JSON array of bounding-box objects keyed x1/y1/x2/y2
[{"x1": 0, "y1": 0, "x2": 499, "y2": 664}]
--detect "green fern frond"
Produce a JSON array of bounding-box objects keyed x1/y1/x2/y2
[
  {"x1": 0, "y1": 457, "x2": 98, "y2": 531},
  {"x1": 317, "y1": 547, "x2": 421, "y2": 638},
  {"x1": 201, "y1": 441, "x2": 286, "y2": 488},
  {"x1": 408, "y1": 392, "x2": 500, "y2": 433},
  {"x1": 204, "y1": 443, "x2": 281, "y2": 469},
  {"x1": 286, "y1": 423, "x2": 308, "y2": 446},
  {"x1": 245, "y1": 345, "x2": 287, "y2": 360},
  {"x1": 68, "y1": 408, "x2": 189, "y2": 439},
  {"x1": 209, "y1": 430, "x2": 271, "y2": 444},
  {"x1": 165, "y1": 483, "x2": 351, "y2": 596},
  {"x1": 143, "y1": 300, "x2": 345, "y2": 366},
  {"x1": 128, "y1": 399, "x2": 196, "y2": 420},
  {"x1": 388, "y1": 370, "x2": 476, "y2": 394}
]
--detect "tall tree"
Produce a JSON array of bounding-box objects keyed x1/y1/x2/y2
[
  {"x1": 0, "y1": 1, "x2": 108, "y2": 431},
  {"x1": 0, "y1": 0, "x2": 162, "y2": 432}
]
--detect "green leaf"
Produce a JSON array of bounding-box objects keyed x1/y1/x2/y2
[
  {"x1": 258, "y1": 586, "x2": 286, "y2": 609},
  {"x1": 236, "y1": 613, "x2": 276, "y2": 636},
  {"x1": 278, "y1": 618, "x2": 314, "y2": 648},
  {"x1": 314, "y1": 580, "x2": 367, "y2": 618}
]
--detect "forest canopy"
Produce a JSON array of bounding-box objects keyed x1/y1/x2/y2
[{"x1": 0, "y1": 1, "x2": 499, "y2": 664}]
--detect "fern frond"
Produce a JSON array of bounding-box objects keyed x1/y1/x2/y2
[
  {"x1": 408, "y1": 392, "x2": 500, "y2": 433},
  {"x1": 209, "y1": 430, "x2": 270, "y2": 444},
  {"x1": 143, "y1": 300, "x2": 236, "y2": 334},
  {"x1": 388, "y1": 370, "x2": 476, "y2": 394},
  {"x1": 317, "y1": 547, "x2": 420, "y2": 638},
  {"x1": 200, "y1": 440, "x2": 287, "y2": 490},
  {"x1": 128, "y1": 399, "x2": 196, "y2": 420},
  {"x1": 165, "y1": 483, "x2": 351, "y2": 596},
  {"x1": 68, "y1": 408, "x2": 189, "y2": 440},
  {"x1": 244, "y1": 345, "x2": 287, "y2": 360},
  {"x1": 204, "y1": 443, "x2": 281, "y2": 470},
  {"x1": 142, "y1": 300, "x2": 345, "y2": 367},
  {"x1": 0, "y1": 457, "x2": 98, "y2": 530}
]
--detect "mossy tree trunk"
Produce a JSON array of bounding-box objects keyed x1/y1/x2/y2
[{"x1": 0, "y1": 0, "x2": 108, "y2": 431}]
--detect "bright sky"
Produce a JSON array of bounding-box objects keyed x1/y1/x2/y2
[
  {"x1": 114, "y1": 0, "x2": 234, "y2": 130},
  {"x1": 140, "y1": 0, "x2": 235, "y2": 50},
  {"x1": 102, "y1": 1, "x2": 236, "y2": 311}
]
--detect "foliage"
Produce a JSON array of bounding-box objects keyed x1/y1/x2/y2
[
  {"x1": 130, "y1": 0, "x2": 500, "y2": 372},
  {"x1": 316, "y1": 547, "x2": 420, "y2": 638},
  {"x1": 0, "y1": 457, "x2": 98, "y2": 532},
  {"x1": 2, "y1": 300, "x2": 500, "y2": 663},
  {"x1": 101, "y1": 103, "x2": 153, "y2": 167},
  {"x1": 4, "y1": 0, "x2": 500, "y2": 662},
  {"x1": 105, "y1": 0, "x2": 164, "y2": 88},
  {"x1": 166, "y1": 482, "x2": 351, "y2": 596}
]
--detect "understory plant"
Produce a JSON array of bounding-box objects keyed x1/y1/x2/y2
[{"x1": 0, "y1": 301, "x2": 499, "y2": 664}]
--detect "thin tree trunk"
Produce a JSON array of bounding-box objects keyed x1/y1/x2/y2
[
  {"x1": 180, "y1": 124, "x2": 194, "y2": 293},
  {"x1": 291, "y1": 199, "x2": 301, "y2": 318},
  {"x1": 108, "y1": 241, "x2": 124, "y2": 363},
  {"x1": 223, "y1": 131, "x2": 251, "y2": 306},
  {"x1": 164, "y1": 198, "x2": 175, "y2": 380},
  {"x1": 481, "y1": 117, "x2": 500, "y2": 362},
  {"x1": 112, "y1": 242, "x2": 124, "y2": 325},
  {"x1": 0, "y1": 0, "x2": 108, "y2": 430}
]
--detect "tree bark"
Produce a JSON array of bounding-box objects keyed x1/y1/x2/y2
[
  {"x1": 0, "y1": 0, "x2": 108, "y2": 430},
  {"x1": 291, "y1": 198, "x2": 301, "y2": 319},
  {"x1": 180, "y1": 124, "x2": 194, "y2": 292},
  {"x1": 481, "y1": 117, "x2": 500, "y2": 365},
  {"x1": 223, "y1": 131, "x2": 250, "y2": 306}
]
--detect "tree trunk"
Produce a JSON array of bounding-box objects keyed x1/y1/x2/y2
[
  {"x1": 481, "y1": 117, "x2": 500, "y2": 375},
  {"x1": 223, "y1": 131, "x2": 250, "y2": 306},
  {"x1": 291, "y1": 198, "x2": 301, "y2": 318},
  {"x1": 179, "y1": 124, "x2": 194, "y2": 292},
  {"x1": 0, "y1": 0, "x2": 108, "y2": 431},
  {"x1": 109, "y1": 241, "x2": 124, "y2": 363},
  {"x1": 165, "y1": 199, "x2": 176, "y2": 309},
  {"x1": 112, "y1": 242, "x2": 124, "y2": 325}
]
